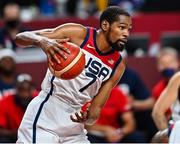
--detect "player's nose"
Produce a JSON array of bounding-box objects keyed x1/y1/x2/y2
[{"x1": 123, "y1": 29, "x2": 130, "y2": 38}]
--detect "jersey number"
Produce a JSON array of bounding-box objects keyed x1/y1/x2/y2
[{"x1": 79, "y1": 72, "x2": 97, "y2": 92}]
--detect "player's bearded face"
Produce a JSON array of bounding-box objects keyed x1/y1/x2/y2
[
  {"x1": 109, "y1": 39, "x2": 125, "y2": 52},
  {"x1": 107, "y1": 28, "x2": 126, "y2": 52}
]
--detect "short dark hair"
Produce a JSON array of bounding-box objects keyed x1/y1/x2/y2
[{"x1": 100, "y1": 6, "x2": 130, "y2": 27}]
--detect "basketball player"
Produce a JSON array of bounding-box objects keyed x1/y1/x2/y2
[
  {"x1": 152, "y1": 71, "x2": 180, "y2": 142},
  {"x1": 15, "y1": 6, "x2": 132, "y2": 143}
]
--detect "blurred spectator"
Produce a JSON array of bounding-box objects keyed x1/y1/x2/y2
[
  {"x1": 118, "y1": 67, "x2": 157, "y2": 141},
  {"x1": 151, "y1": 47, "x2": 179, "y2": 126},
  {"x1": 0, "y1": 3, "x2": 28, "y2": 50},
  {"x1": 108, "y1": 0, "x2": 145, "y2": 14},
  {"x1": 151, "y1": 71, "x2": 180, "y2": 142},
  {"x1": 0, "y1": 73, "x2": 38, "y2": 142},
  {"x1": 152, "y1": 47, "x2": 179, "y2": 101},
  {"x1": 40, "y1": 0, "x2": 56, "y2": 17},
  {"x1": 0, "y1": 49, "x2": 16, "y2": 100},
  {"x1": 86, "y1": 87, "x2": 146, "y2": 143},
  {"x1": 65, "y1": 0, "x2": 79, "y2": 16},
  {"x1": 141, "y1": 0, "x2": 180, "y2": 12},
  {"x1": 118, "y1": 50, "x2": 157, "y2": 141}
]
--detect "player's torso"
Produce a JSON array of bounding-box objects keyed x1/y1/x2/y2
[{"x1": 41, "y1": 27, "x2": 121, "y2": 106}]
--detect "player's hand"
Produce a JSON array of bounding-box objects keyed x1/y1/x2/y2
[
  {"x1": 70, "y1": 103, "x2": 91, "y2": 124},
  {"x1": 151, "y1": 129, "x2": 169, "y2": 143},
  {"x1": 39, "y1": 37, "x2": 70, "y2": 65}
]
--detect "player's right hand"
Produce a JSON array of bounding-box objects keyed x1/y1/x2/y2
[{"x1": 39, "y1": 38, "x2": 70, "y2": 65}]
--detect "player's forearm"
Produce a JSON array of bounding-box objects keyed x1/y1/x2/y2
[
  {"x1": 152, "y1": 112, "x2": 168, "y2": 130},
  {"x1": 85, "y1": 105, "x2": 101, "y2": 125},
  {"x1": 15, "y1": 31, "x2": 45, "y2": 47}
]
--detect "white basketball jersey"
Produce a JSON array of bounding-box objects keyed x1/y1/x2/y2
[
  {"x1": 171, "y1": 99, "x2": 180, "y2": 122},
  {"x1": 41, "y1": 27, "x2": 122, "y2": 107}
]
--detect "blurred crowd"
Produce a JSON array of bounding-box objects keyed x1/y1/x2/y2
[
  {"x1": 0, "y1": 0, "x2": 179, "y2": 143},
  {"x1": 0, "y1": 0, "x2": 180, "y2": 21},
  {"x1": 0, "y1": 0, "x2": 145, "y2": 21}
]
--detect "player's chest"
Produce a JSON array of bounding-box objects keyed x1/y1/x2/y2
[{"x1": 83, "y1": 52, "x2": 113, "y2": 81}]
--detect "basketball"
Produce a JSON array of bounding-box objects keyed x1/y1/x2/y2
[{"x1": 48, "y1": 42, "x2": 86, "y2": 80}]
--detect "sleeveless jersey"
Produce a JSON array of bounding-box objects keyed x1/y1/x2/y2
[
  {"x1": 171, "y1": 87, "x2": 180, "y2": 121},
  {"x1": 41, "y1": 27, "x2": 122, "y2": 107}
]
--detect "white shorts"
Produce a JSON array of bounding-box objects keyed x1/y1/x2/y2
[
  {"x1": 17, "y1": 91, "x2": 90, "y2": 143},
  {"x1": 169, "y1": 120, "x2": 180, "y2": 143}
]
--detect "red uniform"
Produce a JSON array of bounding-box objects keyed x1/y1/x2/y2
[
  {"x1": 96, "y1": 87, "x2": 131, "y2": 128},
  {"x1": 152, "y1": 78, "x2": 168, "y2": 100},
  {"x1": 152, "y1": 78, "x2": 171, "y2": 118},
  {"x1": 0, "y1": 90, "x2": 38, "y2": 130},
  {"x1": 0, "y1": 95, "x2": 25, "y2": 130}
]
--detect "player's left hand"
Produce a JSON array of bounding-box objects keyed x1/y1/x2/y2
[
  {"x1": 151, "y1": 129, "x2": 169, "y2": 143},
  {"x1": 70, "y1": 103, "x2": 91, "y2": 123}
]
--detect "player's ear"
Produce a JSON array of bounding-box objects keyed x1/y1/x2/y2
[{"x1": 101, "y1": 20, "x2": 110, "y2": 32}]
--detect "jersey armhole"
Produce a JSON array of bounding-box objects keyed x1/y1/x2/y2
[
  {"x1": 110, "y1": 55, "x2": 122, "y2": 78},
  {"x1": 80, "y1": 27, "x2": 90, "y2": 48}
]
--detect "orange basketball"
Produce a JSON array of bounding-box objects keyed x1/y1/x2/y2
[{"x1": 48, "y1": 42, "x2": 86, "y2": 80}]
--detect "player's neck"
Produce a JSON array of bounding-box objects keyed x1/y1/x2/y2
[{"x1": 96, "y1": 29, "x2": 112, "y2": 53}]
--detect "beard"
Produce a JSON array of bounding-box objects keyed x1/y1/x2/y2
[
  {"x1": 110, "y1": 40, "x2": 125, "y2": 52},
  {"x1": 106, "y1": 27, "x2": 126, "y2": 52}
]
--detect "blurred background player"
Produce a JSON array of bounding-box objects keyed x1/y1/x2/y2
[
  {"x1": 0, "y1": 73, "x2": 37, "y2": 143},
  {"x1": 0, "y1": 3, "x2": 28, "y2": 50},
  {"x1": 152, "y1": 71, "x2": 180, "y2": 142},
  {"x1": 86, "y1": 86, "x2": 146, "y2": 143},
  {"x1": 0, "y1": 49, "x2": 17, "y2": 100}
]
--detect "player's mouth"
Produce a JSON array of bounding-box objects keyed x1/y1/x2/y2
[{"x1": 118, "y1": 39, "x2": 127, "y2": 45}]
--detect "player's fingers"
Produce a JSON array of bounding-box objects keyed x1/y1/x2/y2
[
  {"x1": 75, "y1": 112, "x2": 83, "y2": 122},
  {"x1": 70, "y1": 115, "x2": 78, "y2": 122},
  {"x1": 54, "y1": 47, "x2": 67, "y2": 60},
  {"x1": 49, "y1": 49, "x2": 61, "y2": 64},
  {"x1": 47, "y1": 53, "x2": 54, "y2": 66},
  {"x1": 56, "y1": 43, "x2": 70, "y2": 54}
]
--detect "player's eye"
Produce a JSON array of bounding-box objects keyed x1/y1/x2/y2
[{"x1": 118, "y1": 26, "x2": 126, "y2": 30}]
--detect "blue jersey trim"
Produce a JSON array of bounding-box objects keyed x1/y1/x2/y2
[
  {"x1": 32, "y1": 76, "x2": 55, "y2": 143},
  {"x1": 93, "y1": 29, "x2": 114, "y2": 56},
  {"x1": 80, "y1": 27, "x2": 90, "y2": 48},
  {"x1": 110, "y1": 56, "x2": 122, "y2": 77}
]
